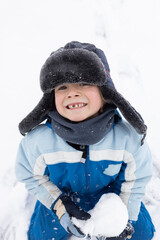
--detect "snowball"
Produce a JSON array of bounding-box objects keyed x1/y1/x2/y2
[{"x1": 71, "y1": 193, "x2": 128, "y2": 238}]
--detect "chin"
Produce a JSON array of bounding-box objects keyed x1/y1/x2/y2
[{"x1": 68, "y1": 116, "x2": 88, "y2": 122}]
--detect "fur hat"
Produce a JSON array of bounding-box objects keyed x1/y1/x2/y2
[{"x1": 19, "y1": 41, "x2": 147, "y2": 141}]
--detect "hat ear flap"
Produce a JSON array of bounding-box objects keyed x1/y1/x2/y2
[
  {"x1": 101, "y1": 86, "x2": 147, "y2": 136},
  {"x1": 19, "y1": 92, "x2": 54, "y2": 135}
]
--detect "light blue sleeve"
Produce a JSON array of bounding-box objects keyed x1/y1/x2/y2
[
  {"x1": 15, "y1": 133, "x2": 62, "y2": 210},
  {"x1": 126, "y1": 141, "x2": 152, "y2": 221},
  {"x1": 113, "y1": 127, "x2": 152, "y2": 221}
]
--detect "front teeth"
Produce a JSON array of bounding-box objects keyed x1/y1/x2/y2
[
  {"x1": 68, "y1": 105, "x2": 74, "y2": 109},
  {"x1": 68, "y1": 103, "x2": 86, "y2": 109}
]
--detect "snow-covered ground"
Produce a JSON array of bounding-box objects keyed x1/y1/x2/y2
[{"x1": 0, "y1": 0, "x2": 160, "y2": 239}]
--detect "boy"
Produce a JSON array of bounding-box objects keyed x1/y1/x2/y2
[{"x1": 16, "y1": 41, "x2": 155, "y2": 239}]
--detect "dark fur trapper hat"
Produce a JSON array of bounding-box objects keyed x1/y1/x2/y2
[
  {"x1": 19, "y1": 41, "x2": 147, "y2": 142},
  {"x1": 40, "y1": 48, "x2": 107, "y2": 93},
  {"x1": 19, "y1": 93, "x2": 54, "y2": 135}
]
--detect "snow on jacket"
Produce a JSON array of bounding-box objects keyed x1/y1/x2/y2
[{"x1": 15, "y1": 120, "x2": 152, "y2": 221}]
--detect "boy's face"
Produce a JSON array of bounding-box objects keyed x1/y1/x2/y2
[{"x1": 55, "y1": 83, "x2": 104, "y2": 122}]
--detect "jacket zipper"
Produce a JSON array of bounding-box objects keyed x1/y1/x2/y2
[{"x1": 85, "y1": 146, "x2": 89, "y2": 192}]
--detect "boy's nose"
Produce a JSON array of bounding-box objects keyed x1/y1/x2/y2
[{"x1": 67, "y1": 87, "x2": 81, "y2": 98}]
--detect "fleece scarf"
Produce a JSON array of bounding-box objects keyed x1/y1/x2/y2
[{"x1": 48, "y1": 104, "x2": 120, "y2": 145}]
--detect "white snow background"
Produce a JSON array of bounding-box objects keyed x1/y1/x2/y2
[{"x1": 0, "y1": 0, "x2": 160, "y2": 239}]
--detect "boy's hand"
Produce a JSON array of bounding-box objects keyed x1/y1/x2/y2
[
  {"x1": 105, "y1": 222, "x2": 134, "y2": 240},
  {"x1": 53, "y1": 194, "x2": 91, "y2": 238}
]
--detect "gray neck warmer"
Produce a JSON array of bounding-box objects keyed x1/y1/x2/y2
[{"x1": 48, "y1": 104, "x2": 120, "y2": 145}]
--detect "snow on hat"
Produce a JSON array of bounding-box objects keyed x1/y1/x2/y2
[{"x1": 19, "y1": 41, "x2": 147, "y2": 141}]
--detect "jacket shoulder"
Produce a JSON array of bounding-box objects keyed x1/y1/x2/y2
[
  {"x1": 112, "y1": 120, "x2": 145, "y2": 151},
  {"x1": 116, "y1": 120, "x2": 139, "y2": 137},
  {"x1": 20, "y1": 124, "x2": 57, "y2": 154},
  {"x1": 27, "y1": 124, "x2": 52, "y2": 138}
]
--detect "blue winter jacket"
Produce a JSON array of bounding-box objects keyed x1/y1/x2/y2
[{"x1": 15, "y1": 120, "x2": 152, "y2": 221}]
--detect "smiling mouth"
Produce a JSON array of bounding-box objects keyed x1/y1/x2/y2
[{"x1": 66, "y1": 103, "x2": 88, "y2": 109}]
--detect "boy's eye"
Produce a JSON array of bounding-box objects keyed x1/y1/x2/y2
[
  {"x1": 79, "y1": 83, "x2": 89, "y2": 86},
  {"x1": 57, "y1": 85, "x2": 67, "y2": 91}
]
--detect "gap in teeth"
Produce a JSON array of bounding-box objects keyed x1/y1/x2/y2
[{"x1": 68, "y1": 103, "x2": 86, "y2": 109}]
